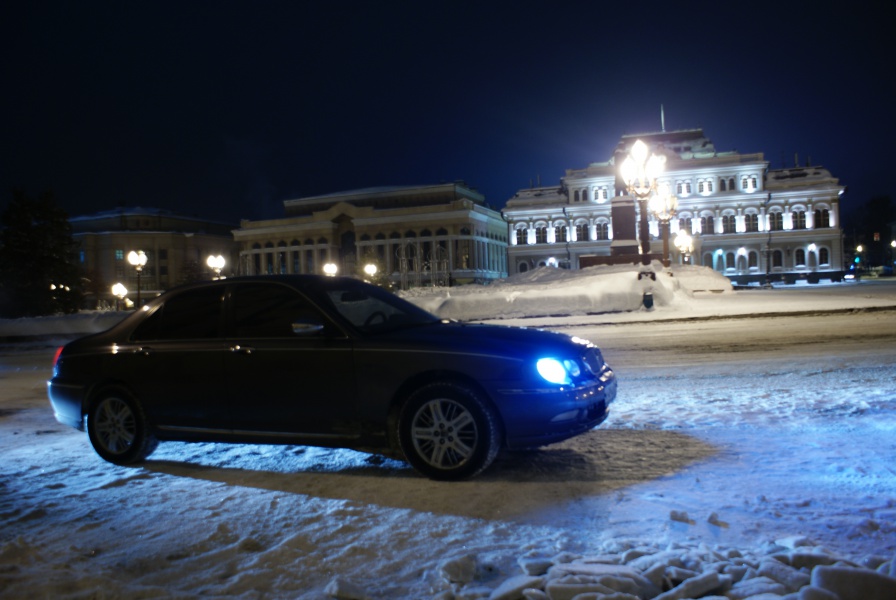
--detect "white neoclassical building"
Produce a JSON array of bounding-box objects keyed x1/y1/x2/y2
[
  {"x1": 233, "y1": 182, "x2": 508, "y2": 287},
  {"x1": 503, "y1": 129, "x2": 845, "y2": 284}
]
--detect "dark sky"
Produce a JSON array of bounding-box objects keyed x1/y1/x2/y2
[{"x1": 2, "y1": 1, "x2": 892, "y2": 225}]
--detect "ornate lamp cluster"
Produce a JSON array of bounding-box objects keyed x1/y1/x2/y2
[{"x1": 620, "y1": 139, "x2": 679, "y2": 267}]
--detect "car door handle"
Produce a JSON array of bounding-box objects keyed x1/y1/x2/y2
[{"x1": 230, "y1": 345, "x2": 254, "y2": 355}]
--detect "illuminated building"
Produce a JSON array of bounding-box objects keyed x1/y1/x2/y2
[
  {"x1": 503, "y1": 129, "x2": 845, "y2": 284},
  {"x1": 233, "y1": 182, "x2": 508, "y2": 286}
]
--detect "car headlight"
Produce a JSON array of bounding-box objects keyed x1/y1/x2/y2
[{"x1": 536, "y1": 358, "x2": 581, "y2": 385}]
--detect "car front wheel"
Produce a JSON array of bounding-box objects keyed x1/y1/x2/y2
[
  {"x1": 86, "y1": 388, "x2": 158, "y2": 465},
  {"x1": 398, "y1": 382, "x2": 501, "y2": 480}
]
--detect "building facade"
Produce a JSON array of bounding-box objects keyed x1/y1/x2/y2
[
  {"x1": 503, "y1": 129, "x2": 845, "y2": 284},
  {"x1": 233, "y1": 183, "x2": 508, "y2": 286},
  {"x1": 71, "y1": 207, "x2": 239, "y2": 307}
]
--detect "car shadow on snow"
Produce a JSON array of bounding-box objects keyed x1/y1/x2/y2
[{"x1": 138, "y1": 428, "x2": 716, "y2": 523}]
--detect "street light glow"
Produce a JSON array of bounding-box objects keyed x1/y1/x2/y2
[{"x1": 323, "y1": 263, "x2": 338, "y2": 276}]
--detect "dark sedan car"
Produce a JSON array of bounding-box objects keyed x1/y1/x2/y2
[{"x1": 49, "y1": 275, "x2": 617, "y2": 480}]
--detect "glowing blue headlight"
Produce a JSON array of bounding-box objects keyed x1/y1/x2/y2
[{"x1": 536, "y1": 358, "x2": 580, "y2": 385}]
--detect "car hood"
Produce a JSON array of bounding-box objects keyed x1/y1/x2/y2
[{"x1": 371, "y1": 321, "x2": 592, "y2": 359}]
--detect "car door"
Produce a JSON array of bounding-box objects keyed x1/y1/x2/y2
[
  {"x1": 121, "y1": 284, "x2": 232, "y2": 430},
  {"x1": 222, "y1": 282, "x2": 357, "y2": 438}
]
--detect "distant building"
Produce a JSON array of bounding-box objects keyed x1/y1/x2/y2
[
  {"x1": 233, "y1": 183, "x2": 508, "y2": 286},
  {"x1": 71, "y1": 207, "x2": 239, "y2": 306},
  {"x1": 503, "y1": 129, "x2": 845, "y2": 284}
]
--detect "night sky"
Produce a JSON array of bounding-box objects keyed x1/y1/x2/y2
[{"x1": 2, "y1": 1, "x2": 892, "y2": 225}]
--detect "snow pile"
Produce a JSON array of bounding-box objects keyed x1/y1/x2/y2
[
  {"x1": 433, "y1": 538, "x2": 896, "y2": 600},
  {"x1": 399, "y1": 262, "x2": 733, "y2": 321}
]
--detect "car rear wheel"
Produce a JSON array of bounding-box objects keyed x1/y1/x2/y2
[
  {"x1": 86, "y1": 388, "x2": 158, "y2": 465},
  {"x1": 398, "y1": 382, "x2": 501, "y2": 480}
]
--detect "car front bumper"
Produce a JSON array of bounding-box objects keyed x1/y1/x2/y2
[{"x1": 495, "y1": 374, "x2": 617, "y2": 449}]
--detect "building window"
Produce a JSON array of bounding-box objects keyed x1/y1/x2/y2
[
  {"x1": 158, "y1": 249, "x2": 168, "y2": 260},
  {"x1": 795, "y1": 248, "x2": 806, "y2": 266},
  {"x1": 701, "y1": 215, "x2": 715, "y2": 234},
  {"x1": 745, "y1": 214, "x2": 759, "y2": 232},
  {"x1": 516, "y1": 228, "x2": 527, "y2": 245},
  {"x1": 819, "y1": 247, "x2": 829, "y2": 265},
  {"x1": 595, "y1": 223, "x2": 609, "y2": 240},
  {"x1": 535, "y1": 227, "x2": 548, "y2": 244},
  {"x1": 722, "y1": 215, "x2": 736, "y2": 234},
  {"x1": 769, "y1": 212, "x2": 784, "y2": 231},
  {"x1": 720, "y1": 179, "x2": 727, "y2": 192},
  {"x1": 749, "y1": 252, "x2": 758, "y2": 268},
  {"x1": 725, "y1": 253, "x2": 735, "y2": 269},
  {"x1": 814, "y1": 209, "x2": 830, "y2": 227},
  {"x1": 555, "y1": 226, "x2": 567, "y2": 243},
  {"x1": 793, "y1": 211, "x2": 806, "y2": 230},
  {"x1": 772, "y1": 250, "x2": 783, "y2": 268},
  {"x1": 115, "y1": 249, "x2": 124, "y2": 261},
  {"x1": 575, "y1": 224, "x2": 589, "y2": 241},
  {"x1": 678, "y1": 217, "x2": 692, "y2": 233}
]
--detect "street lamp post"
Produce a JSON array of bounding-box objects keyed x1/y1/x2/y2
[
  {"x1": 620, "y1": 139, "x2": 666, "y2": 266},
  {"x1": 207, "y1": 254, "x2": 225, "y2": 279},
  {"x1": 127, "y1": 250, "x2": 147, "y2": 309},
  {"x1": 111, "y1": 283, "x2": 128, "y2": 311},
  {"x1": 648, "y1": 183, "x2": 678, "y2": 267},
  {"x1": 323, "y1": 263, "x2": 338, "y2": 277}
]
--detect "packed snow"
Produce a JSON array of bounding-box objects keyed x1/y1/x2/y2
[{"x1": 2, "y1": 263, "x2": 896, "y2": 599}]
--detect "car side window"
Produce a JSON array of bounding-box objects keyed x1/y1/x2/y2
[
  {"x1": 232, "y1": 284, "x2": 330, "y2": 338},
  {"x1": 131, "y1": 287, "x2": 224, "y2": 341}
]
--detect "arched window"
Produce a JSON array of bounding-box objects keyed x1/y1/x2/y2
[
  {"x1": 535, "y1": 227, "x2": 548, "y2": 244},
  {"x1": 795, "y1": 248, "x2": 806, "y2": 266},
  {"x1": 595, "y1": 223, "x2": 609, "y2": 240},
  {"x1": 720, "y1": 179, "x2": 727, "y2": 191},
  {"x1": 722, "y1": 215, "x2": 737, "y2": 234},
  {"x1": 701, "y1": 215, "x2": 715, "y2": 234},
  {"x1": 515, "y1": 228, "x2": 527, "y2": 245},
  {"x1": 678, "y1": 217, "x2": 692, "y2": 233},
  {"x1": 772, "y1": 250, "x2": 783, "y2": 268},
  {"x1": 819, "y1": 247, "x2": 829, "y2": 265},
  {"x1": 725, "y1": 253, "x2": 736, "y2": 269},
  {"x1": 554, "y1": 225, "x2": 567, "y2": 243},
  {"x1": 814, "y1": 209, "x2": 830, "y2": 228},
  {"x1": 748, "y1": 252, "x2": 758, "y2": 269},
  {"x1": 769, "y1": 212, "x2": 784, "y2": 231},
  {"x1": 575, "y1": 224, "x2": 589, "y2": 241},
  {"x1": 793, "y1": 211, "x2": 807, "y2": 230},
  {"x1": 745, "y1": 214, "x2": 759, "y2": 232}
]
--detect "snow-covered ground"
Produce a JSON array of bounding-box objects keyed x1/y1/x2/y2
[{"x1": 2, "y1": 264, "x2": 896, "y2": 599}]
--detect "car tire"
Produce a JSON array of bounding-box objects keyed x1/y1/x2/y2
[
  {"x1": 86, "y1": 387, "x2": 158, "y2": 465},
  {"x1": 398, "y1": 382, "x2": 501, "y2": 480}
]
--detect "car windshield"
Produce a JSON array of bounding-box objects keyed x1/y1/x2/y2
[{"x1": 322, "y1": 283, "x2": 440, "y2": 334}]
